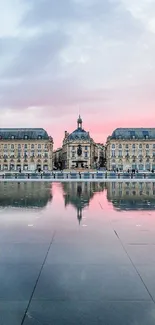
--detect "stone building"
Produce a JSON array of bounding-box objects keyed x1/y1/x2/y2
[
  {"x1": 106, "y1": 128, "x2": 155, "y2": 171},
  {"x1": 96, "y1": 143, "x2": 106, "y2": 168},
  {"x1": 53, "y1": 147, "x2": 62, "y2": 170},
  {"x1": 0, "y1": 128, "x2": 53, "y2": 171},
  {"x1": 61, "y1": 116, "x2": 98, "y2": 169}
]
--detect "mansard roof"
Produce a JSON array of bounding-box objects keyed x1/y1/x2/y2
[
  {"x1": 111, "y1": 128, "x2": 155, "y2": 140},
  {"x1": 0, "y1": 128, "x2": 49, "y2": 140},
  {"x1": 67, "y1": 128, "x2": 90, "y2": 141}
]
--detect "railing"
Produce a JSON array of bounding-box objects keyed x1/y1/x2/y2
[{"x1": 0, "y1": 171, "x2": 155, "y2": 180}]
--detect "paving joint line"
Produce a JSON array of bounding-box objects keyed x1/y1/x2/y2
[
  {"x1": 106, "y1": 213, "x2": 155, "y2": 304},
  {"x1": 112, "y1": 226, "x2": 155, "y2": 304},
  {"x1": 21, "y1": 231, "x2": 56, "y2": 325}
]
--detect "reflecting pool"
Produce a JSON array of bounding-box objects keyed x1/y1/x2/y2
[{"x1": 1, "y1": 181, "x2": 155, "y2": 325}]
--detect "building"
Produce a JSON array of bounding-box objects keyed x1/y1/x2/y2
[
  {"x1": 106, "y1": 128, "x2": 155, "y2": 172},
  {"x1": 53, "y1": 147, "x2": 62, "y2": 170},
  {"x1": 96, "y1": 143, "x2": 106, "y2": 168},
  {"x1": 0, "y1": 128, "x2": 53, "y2": 171},
  {"x1": 61, "y1": 116, "x2": 98, "y2": 169}
]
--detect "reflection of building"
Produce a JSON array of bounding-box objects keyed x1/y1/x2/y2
[
  {"x1": 62, "y1": 116, "x2": 98, "y2": 169},
  {"x1": 0, "y1": 128, "x2": 53, "y2": 171},
  {"x1": 0, "y1": 182, "x2": 52, "y2": 208},
  {"x1": 62, "y1": 182, "x2": 105, "y2": 223},
  {"x1": 106, "y1": 182, "x2": 155, "y2": 210},
  {"x1": 106, "y1": 128, "x2": 155, "y2": 171}
]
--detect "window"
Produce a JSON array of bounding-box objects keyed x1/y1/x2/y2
[
  {"x1": 85, "y1": 152, "x2": 88, "y2": 158},
  {"x1": 72, "y1": 153, "x2": 75, "y2": 158},
  {"x1": 18, "y1": 144, "x2": 21, "y2": 149},
  {"x1": 119, "y1": 144, "x2": 122, "y2": 149},
  {"x1": 143, "y1": 130, "x2": 149, "y2": 138},
  {"x1": 45, "y1": 144, "x2": 48, "y2": 149},
  {"x1": 118, "y1": 150, "x2": 122, "y2": 157},
  {"x1": 112, "y1": 150, "x2": 115, "y2": 157},
  {"x1": 24, "y1": 144, "x2": 27, "y2": 149},
  {"x1": 38, "y1": 135, "x2": 42, "y2": 139},
  {"x1": 38, "y1": 144, "x2": 41, "y2": 149},
  {"x1": 126, "y1": 144, "x2": 129, "y2": 148},
  {"x1": 38, "y1": 152, "x2": 42, "y2": 158},
  {"x1": 153, "y1": 144, "x2": 155, "y2": 149},
  {"x1": 31, "y1": 144, "x2": 34, "y2": 149},
  {"x1": 146, "y1": 144, "x2": 149, "y2": 148},
  {"x1": 85, "y1": 146, "x2": 88, "y2": 150},
  {"x1": 11, "y1": 144, "x2": 14, "y2": 149},
  {"x1": 24, "y1": 135, "x2": 28, "y2": 139},
  {"x1": 146, "y1": 150, "x2": 149, "y2": 156},
  {"x1": 11, "y1": 135, "x2": 15, "y2": 139},
  {"x1": 112, "y1": 144, "x2": 115, "y2": 149},
  {"x1": 139, "y1": 144, "x2": 142, "y2": 148},
  {"x1": 132, "y1": 144, "x2": 135, "y2": 149},
  {"x1": 130, "y1": 131, "x2": 135, "y2": 138},
  {"x1": 44, "y1": 153, "x2": 48, "y2": 158},
  {"x1": 4, "y1": 144, "x2": 7, "y2": 149}
]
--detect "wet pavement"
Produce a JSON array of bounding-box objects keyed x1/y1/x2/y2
[{"x1": 0, "y1": 181, "x2": 155, "y2": 324}]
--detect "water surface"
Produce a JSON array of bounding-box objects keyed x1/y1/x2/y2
[{"x1": 0, "y1": 181, "x2": 155, "y2": 325}]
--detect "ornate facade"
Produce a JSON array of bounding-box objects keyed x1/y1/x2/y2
[
  {"x1": 62, "y1": 116, "x2": 98, "y2": 169},
  {"x1": 0, "y1": 128, "x2": 53, "y2": 171},
  {"x1": 106, "y1": 128, "x2": 155, "y2": 171}
]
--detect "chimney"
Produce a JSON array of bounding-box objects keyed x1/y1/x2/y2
[{"x1": 65, "y1": 131, "x2": 68, "y2": 138}]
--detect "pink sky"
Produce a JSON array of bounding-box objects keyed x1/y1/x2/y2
[{"x1": 0, "y1": 0, "x2": 155, "y2": 149}]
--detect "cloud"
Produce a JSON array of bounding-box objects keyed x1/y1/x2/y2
[
  {"x1": 0, "y1": 0, "x2": 155, "y2": 147},
  {"x1": 1, "y1": 31, "x2": 70, "y2": 78}
]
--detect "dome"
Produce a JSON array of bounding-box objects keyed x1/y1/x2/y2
[
  {"x1": 67, "y1": 115, "x2": 91, "y2": 141},
  {"x1": 67, "y1": 128, "x2": 90, "y2": 141}
]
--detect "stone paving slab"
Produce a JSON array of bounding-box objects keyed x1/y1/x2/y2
[
  {"x1": 32, "y1": 264, "x2": 150, "y2": 301},
  {"x1": 0, "y1": 301, "x2": 28, "y2": 325},
  {"x1": 23, "y1": 301, "x2": 155, "y2": 325}
]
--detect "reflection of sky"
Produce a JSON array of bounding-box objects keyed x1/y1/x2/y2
[{"x1": 0, "y1": 182, "x2": 155, "y2": 243}]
